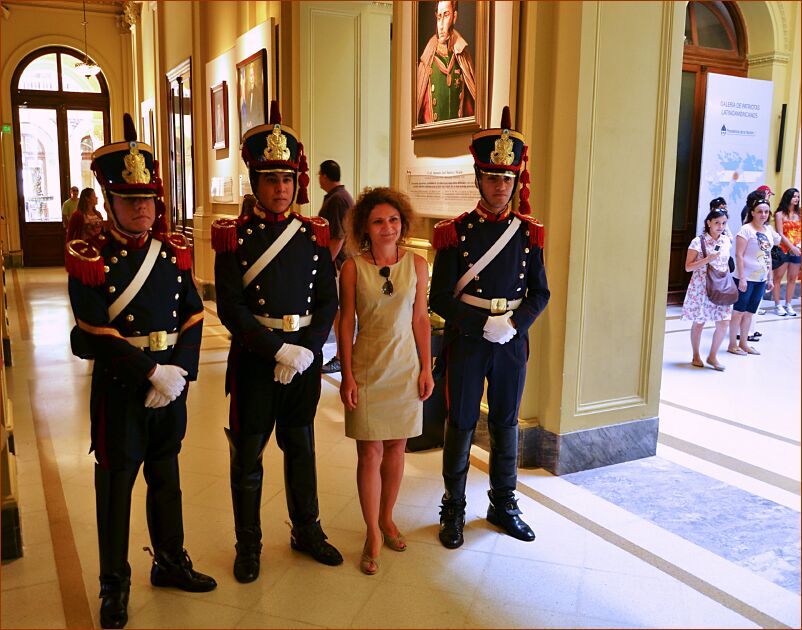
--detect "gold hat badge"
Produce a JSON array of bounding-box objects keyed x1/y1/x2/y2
[
  {"x1": 122, "y1": 142, "x2": 151, "y2": 184},
  {"x1": 264, "y1": 125, "x2": 291, "y2": 161},
  {"x1": 490, "y1": 129, "x2": 514, "y2": 166}
]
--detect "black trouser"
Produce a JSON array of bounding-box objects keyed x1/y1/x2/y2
[
  {"x1": 227, "y1": 424, "x2": 320, "y2": 546},
  {"x1": 442, "y1": 335, "x2": 527, "y2": 502},
  {"x1": 95, "y1": 457, "x2": 185, "y2": 590}
]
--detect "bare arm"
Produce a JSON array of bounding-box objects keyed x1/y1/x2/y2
[
  {"x1": 338, "y1": 258, "x2": 358, "y2": 411},
  {"x1": 684, "y1": 245, "x2": 716, "y2": 272},
  {"x1": 411, "y1": 253, "x2": 434, "y2": 402},
  {"x1": 735, "y1": 234, "x2": 748, "y2": 290}
]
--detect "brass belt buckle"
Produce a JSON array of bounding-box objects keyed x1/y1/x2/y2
[
  {"x1": 148, "y1": 330, "x2": 168, "y2": 352},
  {"x1": 490, "y1": 298, "x2": 508, "y2": 314},
  {"x1": 282, "y1": 314, "x2": 300, "y2": 332}
]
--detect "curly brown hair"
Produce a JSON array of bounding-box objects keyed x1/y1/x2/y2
[{"x1": 346, "y1": 187, "x2": 416, "y2": 254}]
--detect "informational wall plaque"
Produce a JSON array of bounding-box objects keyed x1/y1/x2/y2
[
  {"x1": 210, "y1": 176, "x2": 234, "y2": 203},
  {"x1": 405, "y1": 165, "x2": 479, "y2": 217},
  {"x1": 239, "y1": 174, "x2": 253, "y2": 197}
]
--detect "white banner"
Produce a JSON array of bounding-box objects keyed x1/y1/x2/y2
[{"x1": 697, "y1": 74, "x2": 774, "y2": 234}]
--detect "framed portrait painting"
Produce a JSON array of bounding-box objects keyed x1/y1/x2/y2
[
  {"x1": 412, "y1": 0, "x2": 488, "y2": 139},
  {"x1": 210, "y1": 81, "x2": 228, "y2": 150},
  {"x1": 236, "y1": 49, "x2": 268, "y2": 140}
]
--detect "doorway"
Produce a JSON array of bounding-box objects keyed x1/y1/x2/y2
[
  {"x1": 11, "y1": 47, "x2": 110, "y2": 267},
  {"x1": 668, "y1": 2, "x2": 747, "y2": 304}
]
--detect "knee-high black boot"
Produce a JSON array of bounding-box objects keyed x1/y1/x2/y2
[
  {"x1": 226, "y1": 428, "x2": 270, "y2": 582},
  {"x1": 276, "y1": 425, "x2": 343, "y2": 566},
  {"x1": 144, "y1": 458, "x2": 217, "y2": 592},
  {"x1": 439, "y1": 424, "x2": 474, "y2": 549},
  {"x1": 486, "y1": 424, "x2": 535, "y2": 542},
  {"x1": 95, "y1": 464, "x2": 138, "y2": 629}
]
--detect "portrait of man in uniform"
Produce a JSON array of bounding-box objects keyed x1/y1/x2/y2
[
  {"x1": 415, "y1": 1, "x2": 477, "y2": 125},
  {"x1": 237, "y1": 50, "x2": 267, "y2": 140}
]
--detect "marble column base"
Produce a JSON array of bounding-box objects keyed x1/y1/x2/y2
[
  {"x1": 474, "y1": 415, "x2": 658, "y2": 475},
  {"x1": 525, "y1": 417, "x2": 659, "y2": 475}
]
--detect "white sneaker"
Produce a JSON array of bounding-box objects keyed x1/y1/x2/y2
[
  {"x1": 785, "y1": 304, "x2": 797, "y2": 316},
  {"x1": 775, "y1": 304, "x2": 788, "y2": 316}
]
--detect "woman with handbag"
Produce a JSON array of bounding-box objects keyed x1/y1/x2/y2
[
  {"x1": 681, "y1": 209, "x2": 733, "y2": 371},
  {"x1": 771, "y1": 188, "x2": 800, "y2": 316},
  {"x1": 728, "y1": 197, "x2": 780, "y2": 356}
]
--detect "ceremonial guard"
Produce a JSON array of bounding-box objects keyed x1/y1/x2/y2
[
  {"x1": 213, "y1": 101, "x2": 343, "y2": 583},
  {"x1": 66, "y1": 114, "x2": 216, "y2": 629},
  {"x1": 430, "y1": 107, "x2": 550, "y2": 549}
]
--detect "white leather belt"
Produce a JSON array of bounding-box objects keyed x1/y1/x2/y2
[
  {"x1": 459, "y1": 295, "x2": 522, "y2": 314},
  {"x1": 254, "y1": 314, "x2": 313, "y2": 332},
  {"x1": 126, "y1": 331, "x2": 179, "y2": 351}
]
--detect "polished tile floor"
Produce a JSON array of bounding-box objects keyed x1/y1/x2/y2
[{"x1": 1, "y1": 267, "x2": 799, "y2": 629}]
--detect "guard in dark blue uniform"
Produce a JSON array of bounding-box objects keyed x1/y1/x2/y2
[
  {"x1": 213, "y1": 101, "x2": 342, "y2": 583},
  {"x1": 430, "y1": 106, "x2": 550, "y2": 549},
  {"x1": 66, "y1": 114, "x2": 216, "y2": 629}
]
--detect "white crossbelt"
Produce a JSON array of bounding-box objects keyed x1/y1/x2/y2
[
  {"x1": 254, "y1": 314, "x2": 313, "y2": 332},
  {"x1": 242, "y1": 219, "x2": 302, "y2": 289},
  {"x1": 108, "y1": 237, "x2": 162, "y2": 322},
  {"x1": 125, "y1": 331, "x2": 179, "y2": 350},
  {"x1": 459, "y1": 294, "x2": 522, "y2": 314},
  {"x1": 453, "y1": 217, "x2": 521, "y2": 297}
]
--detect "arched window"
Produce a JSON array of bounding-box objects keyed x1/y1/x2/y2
[
  {"x1": 11, "y1": 47, "x2": 110, "y2": 266},
  {"x1": 667, "y1": 2, "x2": 747, "y2": 304}
]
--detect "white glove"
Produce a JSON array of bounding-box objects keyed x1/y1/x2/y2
[
  {"x1": 274, "y1": 363, "x2": 298, "y2": 385},
  {"x1": 148, "y1": 364, "x2": 188, "y2": 400},
  {"x1": 274, "y1": 343, "x2": 314, "y2": 373},
  {"x1": 482, "y1": 311, "x2": 517, "y2": 344},
  {"x1": 144, "y1": 386, "x2": 172, "y2": 409}
]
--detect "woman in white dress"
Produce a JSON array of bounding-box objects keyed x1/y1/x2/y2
[
  {"x1": 681, "y1": 209, "x2": 733, "y2": 371},
  {"x1": 339, "y1": 187, "x2": 434, "y2": 575}
]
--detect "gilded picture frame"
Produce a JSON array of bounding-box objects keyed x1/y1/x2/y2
[
  {"x1": 236, "y1": 49, "x2": 268, "y2": 141},
  {"x1": 210, "y1": 81, "x2": 228, "y2": 150},
  {"x1": 412, "y1": 1, "x2": 488, "y2": 139}
]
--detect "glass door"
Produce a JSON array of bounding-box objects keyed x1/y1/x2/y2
[{"x1": 11, "y1": 47, "x2": 109, "y2": 266}]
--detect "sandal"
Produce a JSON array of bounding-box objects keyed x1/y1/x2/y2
[
  {"x1": 691, "y1": 359, "x2": 704, "y2": 368},
  {"x1": 359, "y1": 539, "x2": 379, "y2": 575},
  {"x1": 727, "y1": 347, "x2": 747, "y2": 356},
  {"x1": 747, "y1": 334, "x2": 760, "y2": 342},
  {"x1": 706, "y1": 359, "x2": 725, "y2": 372},
  {"x1": 380, "y1": 528, "x2": 407, "y2": 552},
  {"x1": 744, "y1": 346, "x2": 760, "y2": 355}
]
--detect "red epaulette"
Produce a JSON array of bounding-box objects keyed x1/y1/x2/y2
[
  {"x1": 295, "y1": 214, "x2": 330, "y2": 247},
  {"x1": 65, "y1": 239, "x2": 105, "y2": 287},
  {"x1": 163, "y1": 232, "x2": 193, "y2": 270},
  {"x1": 514, "y1": 212, "x2": 545, "y2": 249},
  {"x1": 432, "y1": 212, "x2": 468, "y2": 250},
  {"x1": 211, "y1": 218, "x2": 240, "y2": 253}
]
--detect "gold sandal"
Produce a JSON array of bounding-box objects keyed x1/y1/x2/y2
[
  {"x1": 381, "y1": 528, "x2": 407, "y2": 552},
  {"x1": 359, "y1": 540, "x2": 379, "y2": 575}
]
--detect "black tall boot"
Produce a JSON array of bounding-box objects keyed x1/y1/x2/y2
[
  {"x1": 276, "y1": 425, "x2": 343, "y2": 566},
  {"x1": 486, "y1": 424, "x2": 535, "y2": 542},
  {"x1": 95, "y1": 464, "x2": 138, "y2": 629},
  {"x1": 144, "y1": 458, "x2": 217, "y2": 592},
  {"x1": 439, "y1": 424, "x2": 474, "y2": 549},
  {"x1": 226, "y1": 428, "x2": 270, "y2": 582}
]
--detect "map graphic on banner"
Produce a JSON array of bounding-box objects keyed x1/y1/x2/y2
[{"x1": 696, "y1": 74, "x2": 773, "y2": 235}]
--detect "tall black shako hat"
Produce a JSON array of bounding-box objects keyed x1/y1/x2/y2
[
  {"x1": 469, "y1": 105, "x2": 531, "y2": 214},
  {"x1": 90, "y1": 113, "x2": 168, "y2": 235},
  {"x1": 241, "y1": 100, "x2": 310, "y2": 205}
]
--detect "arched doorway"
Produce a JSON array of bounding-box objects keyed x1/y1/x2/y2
[
  {"x1": 668, "y1": 1, "x2": 747, "y2": 304},
  {"x1": 11, "y1": 47, "x2": 110, "y2": 266}
]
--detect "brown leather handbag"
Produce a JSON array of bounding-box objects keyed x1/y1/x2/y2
[{"x1": 700, "y1": 236, "x2": 738, "y2": 306}]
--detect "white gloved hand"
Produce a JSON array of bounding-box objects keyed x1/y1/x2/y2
[
  {"x1": 144, "y1": 386, "x2": 172, "y2": 409},
  {"x1": 274, "y1": 343, "x2": 314, "y2": 373},
  {"x1": 148, "y1": 364, "x2": 188, "y2": 399},
  {"x1": 482, "y1": 311, "x2": 517, "y2": 344},
  {"x1": 274, "y1": 363, "x2": 298, "y2": 385}
]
